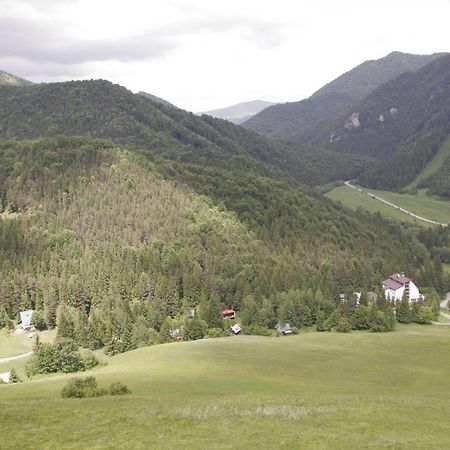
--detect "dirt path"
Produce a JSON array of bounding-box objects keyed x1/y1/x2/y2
[
  {"x1": 0, "y1": 351, "x2": 32, "y2": 364},
  {"x1": 344, "y1": 181, "x2": 448, "y2": 227}
]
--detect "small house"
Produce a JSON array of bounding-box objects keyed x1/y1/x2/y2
[
  {"x1": 275, "y1": 322, "x2": 293, "y2": 335},
  {"x1": 231, "y1": 324, "x2": 241, "y2": 334},
  {"x1": 19, "y1": 310, "x2": 34, "y2": 331},
  {"x1": 222, "y1": 309, "x2": 236, "y2": 320},
  {"x1": 382, "y1": 273, "x2": 423, "y2": 304}
]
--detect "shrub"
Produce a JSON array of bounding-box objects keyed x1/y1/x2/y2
[
  {"x1": 109, "y1": 382, "x2": 131, "y2": 396},
  {"x1": 61, "y1": 377, "x2": 107, "y2": 398},
  {"x1": 206, "y1": 327, "x2": 226, "y2": 338},
  {"x1": 61, "y1": 377, "x2": 131, "y2": 398},
  {"x1": 9, "y1": 368, "x2": 21, "y2": 383},
  {"x1": 26, "y1": 340, "x2": 99, "y2": 377}
]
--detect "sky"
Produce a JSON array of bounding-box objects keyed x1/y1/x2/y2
[{"x1": 1, "y1": 0, "x2": 450, "y2": 111}]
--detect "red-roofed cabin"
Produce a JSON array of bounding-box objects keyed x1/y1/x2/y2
[{"x1": 222, "y1": 309, "x2": 236, "y2": 319}]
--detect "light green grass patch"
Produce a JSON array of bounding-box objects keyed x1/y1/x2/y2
[
  {"x1": 1, "y1": 327, "x2": 449, "y2": 449},
  {"x1": 327, "y1": 185, "x2": 450, "y2": 225},
  {"x1": 0, "y1": 329, "x2": 33, "y2": 358},
  {"x1": 405, "y1": 136, "x2": 450, "y2": 190}
]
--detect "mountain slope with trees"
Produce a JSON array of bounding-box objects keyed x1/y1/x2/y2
[
  {"x1": 0, "y1": 137, "x2": 444, "y2": 351},
  {"x1": 321, "y1": 54, "x2": 450, "y2": 191},
  {"x1": 243, "y1": 52, "x2": 444, "y2": 141},
  {"x1": 0, "y1": 79, "x2": 367, "y2": 187}
]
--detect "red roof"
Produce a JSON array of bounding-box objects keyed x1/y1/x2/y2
[
  {"x1": 222, "y1": 309, "x2": 235, "y2": 315},
  {"x1": 382, "y1": 273, "x2": 411, "y2": 290}
]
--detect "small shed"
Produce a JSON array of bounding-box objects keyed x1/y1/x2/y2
[
  {"x1": 276, "y1": 322, "x2": 293, "y2": 335},
  {"x1": 20, "y1": 310, "x2": 34, "y2": 331},
  {"x1": 222, "y1": 309, "x2": 236, "y2": 320},
  {"x1": 231, "y1": 324, "x2": 241, "y2": 334}
]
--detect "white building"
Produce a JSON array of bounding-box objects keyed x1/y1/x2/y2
[
  {"x1": 382, "y1": 273, "x2": 423, "y2": 303},
  {"x1": 19, "y1": 310, "x2": 34, "y2": 331}
]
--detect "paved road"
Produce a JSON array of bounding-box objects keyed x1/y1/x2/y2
[
  {"x1": 0, "y1": 351, "x2": 32, "y2": 364},
  {"x1": 344, "y1": 181, "x2": 448, "y2": 227}
]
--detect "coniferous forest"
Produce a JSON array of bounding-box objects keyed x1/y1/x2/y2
[{"x1": 0, "y1": 136, "x2": 446, "y2": 354}]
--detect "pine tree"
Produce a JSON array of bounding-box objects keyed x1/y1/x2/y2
[
  {"x1": 9, "y1": 368, "x2": 21, "y2": 383},
  {"x1": 395, "y1": 296, "x2": 411, "y2": 323},
  {"x1": 199, "y1": 292, "x2": 223, "y2": 329}
]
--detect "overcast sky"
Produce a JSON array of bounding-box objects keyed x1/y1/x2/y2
[{"x1": 1, "y1": 0, "x2": 449, "y2": 111}]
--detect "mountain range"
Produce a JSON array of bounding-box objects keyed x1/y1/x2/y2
[
  {"x1": 244, "y1": 52, "x2": 445, "y2": 142},
  {"x1": 201, "y1": 100, "x2": 275, "y2": 124}
]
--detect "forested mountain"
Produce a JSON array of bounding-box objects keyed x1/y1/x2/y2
[
  {"x1": 319, "y1": 54, "x2": 450, "y2": 191},
  {"x1": 0, "y1": 79, "x2": 367, "y2": 186},
  {"x1": 0, "y1": 70, "x2": 33, "y2": 87},
  {"x1": 201, "y1": 100, "x2": 275, "y2": 124},
  {"x1": 243, "y1": 52, "x2": 444, "y2": 141},
  {"x1": 0, "y1": 137, "x2": 445, "y2": 350}
]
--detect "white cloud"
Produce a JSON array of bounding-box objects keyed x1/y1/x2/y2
[{"x1": 0, "y1": 0, "x2": 449, "y2": 110}]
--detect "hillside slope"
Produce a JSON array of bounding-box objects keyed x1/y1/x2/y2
[
  {"x1": 0, "y1": 80, "x2": 366, "y2": 187},
  {"x1": 2, "y1": 329, "x2": 450, "y2": 449},
  {"x1": 327, "y1": 54, "x2": 450, "y2": 191},
  {"x1": 201, "y1": 100, "x2": 275, "y2": 124},
  {"x1": 244, "y1": 52, "x2": 444, "y2": 141},
  {"x1": 0, "y1": 70, "x2": 33, "y2": 87},
  {"x1": 0, "y1": 137, "x2": 444, "y2": 348}
]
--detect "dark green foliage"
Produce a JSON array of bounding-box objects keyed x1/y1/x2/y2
[
  {"x1": 395, "y1": 297, "x2": 412, "y2": 323},
  {"x1": 0, "y1": 79, "x2": 365, "y2": 187},
  {"x1": 0, "y1": 305, "x2": 12, "y2": 329},
  {"x1": 245, "y1": 52, "x2": 442, "y2": 142},
  {"x1": 109, "y1": 381, "x2": 131, "y2": 396},
  {"x1": 183, "y1": 318, "x2": 208, "y2": 341},
  {"x1": 8, "y1": 368, "x2": 21, "y2": 383},
  {"x1": 25, "y1": 340, "x2": 99, "y2": 376},
  {"x1": 199, "y1": 293, "x2": 223, "y2": 329},
  {"x1": 61, "y1": 377, "x2": 106, "y2": 398},
  {"x1": 351, "y1": 305, "x2": 371, "y2": 330},
  {"x1": 411, "y1": 303, "x2": 434, "y2": 324}
]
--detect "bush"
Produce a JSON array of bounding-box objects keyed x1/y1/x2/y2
[
  {"x1": 109, "y1": 382, "x2": 131, "y2": 396},
  {"x1": 206, "y1": 327, "x2": 227, "y2": 338},
  {"x1": 61, "y1": 377, "x2": 131, "y2": 398},
  {"x1": 9, "y1": 368, "x2": 21, "y2": 383},
  {"x1": 243, "y1": 325, "x2": 271, "y2": 336},
  {"x1": 26, "y1": 340, "x2": 99, "y2": 377},
  {"x1": 61, "y1": 377, "x2": 107, "y2": 398}
]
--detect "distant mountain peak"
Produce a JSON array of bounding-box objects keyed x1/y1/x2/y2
[
  {"x1": 201, "y1": 100, "x2": 275, "y2": 124},
  {"x1": 0, "y1": 70, "x2": 33, "y2": 86}
]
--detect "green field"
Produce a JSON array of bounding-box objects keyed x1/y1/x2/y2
[
  {"x1": 1, "y1": 326, "x2": 450, "y2": 449},
  {"x1": 326, "y1": 185, "x2": 450, "y2": 225},
  {"x1": 0, "y1": 330, "x2": 33, "y2": 358},
  {"x1": 405, "y1": 136, "x2": 450, "y2": 190}
]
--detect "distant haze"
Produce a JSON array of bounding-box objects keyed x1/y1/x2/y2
[
  {"x1": 201, "y1": 100, "x2": 275, "y2": 124},
  {"x1": 0, "y1": 0, "x2": 449, "y2": 111}
]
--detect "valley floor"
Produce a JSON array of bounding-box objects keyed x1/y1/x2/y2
[
  {"x1": 327, "y1": 184, "x2": 450, "y2": 226},
  {"x1": 1, "y1": 325, "x2": 449, "y2": 449}
]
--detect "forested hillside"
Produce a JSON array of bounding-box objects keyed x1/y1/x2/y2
[
  {"x1": 0, "y1": 80, "x2": 366, "y2": 187},
  {"x1": 312, "y1": 54, "x2": 450, "y2": 191},
  {"x1": 0, "y1": 138, "x2": 445, "y2": 351},
  {"x1": 244, "y1": 52, "x2": 443, "y2": 141}
]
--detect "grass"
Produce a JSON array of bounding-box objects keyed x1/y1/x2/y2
[
  {"x1": 0, "y1": 329, "x2": 33, "y2": 358},
  {"x1": 1, "y1": 326, "x2": 450, "y2": 449},
  {"x1": 326, "y1": 185, "x2": 450, "y2": 225},
  {"x1": 405, "y1": 136, "x2": 450, "y2": 190}
]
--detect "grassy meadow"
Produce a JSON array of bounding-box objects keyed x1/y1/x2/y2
[
  {"x1": 327, "y1": 185, "x2": 450, "y2": 225},
  {"x1": 1, "y1": 326, "x2": 450, "y2": 449}
]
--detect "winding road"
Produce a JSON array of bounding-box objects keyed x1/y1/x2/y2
[{"x1": 344, "y1": 181, "x2": 448, "y2": 227}]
